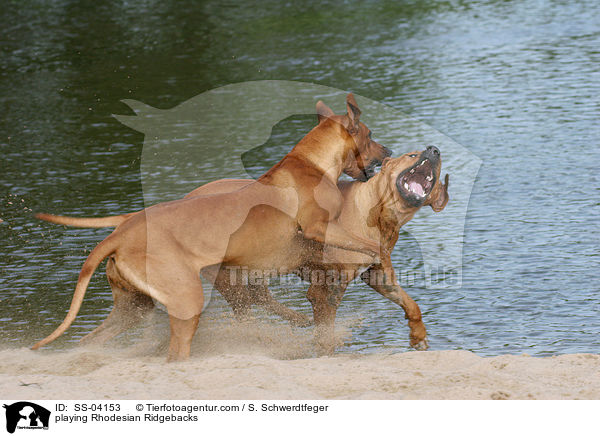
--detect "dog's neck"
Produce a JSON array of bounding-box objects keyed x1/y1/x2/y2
[
  {"x1": 289, "y1": 122, "x2": 353, "y2": 183},
  {"x1": 351, "y1": 172, "x2": 419, "y2": 241}
]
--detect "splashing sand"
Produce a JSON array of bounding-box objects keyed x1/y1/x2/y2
[{"x1": 1, "y1": 316, "x2": 599, "y2": 400}]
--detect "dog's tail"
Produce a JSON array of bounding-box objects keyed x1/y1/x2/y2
[
  {"x1": 35, "y1": 212, "x2": 135, "y2": 228},
  {"x1": 31, "y1": 233, "x2": 119, "y2": 350},
  {"x1": 34, "y1": 179, "x2": 254, "y2": 229}
]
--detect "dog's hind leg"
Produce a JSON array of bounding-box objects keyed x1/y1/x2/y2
[
  {"x1": 129, "y1": 257, "x2": 206, "y2": 361},
  {"x1": 211, "y1": 267, "x2": 312, "y2": 326},
  {"x1": 79, "y1": 258, "x2": 154, "y2": 346},
  {"x1": 252, "y1": 285, "x2": 312, "y2": 327},
  {"x1": 167, "y1": 314, "x2": 201, "y2": 362},
  {"x1": 79, "y1": 287, "x2": 153, "y2": 345},
  {"x1": 306, "y1": 282, "x2": 347, "y2": 355},
  {"x1": 210, "y1": 268, "x2": 254, "y2": 320}
]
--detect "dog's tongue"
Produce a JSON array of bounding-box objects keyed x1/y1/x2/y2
[{"x1": 410, "y1": 181, "x2": 424, "y2": 196}]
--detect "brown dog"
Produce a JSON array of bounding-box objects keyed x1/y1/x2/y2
[
  {"x1": 37, "y1": 148, "x2": 448, "y2": 353},
  {"x1": 32, "y1": 94, "x2": 391, "y2": 361}
]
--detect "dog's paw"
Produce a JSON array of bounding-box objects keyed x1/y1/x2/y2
[{"x1": 411, "y1": 337, "x2": 429, "y2": 351}]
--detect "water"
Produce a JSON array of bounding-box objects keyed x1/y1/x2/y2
[{"x1": 1, "y1": 0, "x2": 598, "y2": 357}]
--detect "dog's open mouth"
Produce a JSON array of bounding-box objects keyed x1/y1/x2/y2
[{"x1": 397, "y1": 158, "x2": 435, "y2": 200}]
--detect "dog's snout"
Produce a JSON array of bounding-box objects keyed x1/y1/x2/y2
[{"x1": 426, "y1": 145, "x2": 440, "y2": 156}]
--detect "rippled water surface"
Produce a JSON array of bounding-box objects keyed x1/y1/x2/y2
[{"x1": 1, "y1": 0, "x2": 598, "y2": 357}]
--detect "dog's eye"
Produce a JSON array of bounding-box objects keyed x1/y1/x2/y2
[{"x1": 409, "y1": 154, "x2": 417, "y2": 158}]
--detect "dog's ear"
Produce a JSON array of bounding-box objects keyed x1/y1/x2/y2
[
  {"x1": 316, "y1": 100, "x2": 335, "y2": 124},
  {"x1": 345, "y1": 93, "x2": 361, "y2": 134},
  {"x1": 380, "y1": 157, "x2": 392, "y2": 172},
  {"x1": 429, "y1": 174, "x2": 449, "y2": 212}
]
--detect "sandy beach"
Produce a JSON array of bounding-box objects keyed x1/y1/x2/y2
[{"x1": 1, "y1": 344, "x2": 598, "y2": 400}]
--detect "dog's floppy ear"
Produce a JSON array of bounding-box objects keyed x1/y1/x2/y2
[
  {"x1": 316, "y1": 100, "x2": 335, "y2": 124},
  {"x1": 380, "y1": 157, "x2": 392, "y2": 172},
  {"x1": 345, "y1": 93, "x2": 361, "y2": 134},
  {"x1": 429, "y1": 174, "x2": 449, "y2": 212}
]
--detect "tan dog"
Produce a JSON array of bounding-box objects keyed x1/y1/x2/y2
[
  {"x1": 305, "y1": 147, "x2": 449, "y2": 352},
  {"x1": 37, "y1": 148, "x2": 449, "y2": 353},
  {"x1": 194, "y1": 147, "x2": 449, "y2": 352},
  {"x1": 32, "y1": 94, "x2": 391, "y2": 361}
]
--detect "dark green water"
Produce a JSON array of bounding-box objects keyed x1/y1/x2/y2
[{"x1": 1, "y1": 0, "x2": 598, "y2": 356}]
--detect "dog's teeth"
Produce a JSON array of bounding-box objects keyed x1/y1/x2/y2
[
  {"x1": 426, "y1": 175, "x2": 432, "y2": 181},
  {"x1": 410, "y1": 169, "x2": 415, "y2": 174}
]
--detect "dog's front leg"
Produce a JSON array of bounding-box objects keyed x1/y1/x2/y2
[{"x1": 360, "y1": 265, "x2": 428, "y2": 350}]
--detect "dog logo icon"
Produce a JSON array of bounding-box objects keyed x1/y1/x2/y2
[{"x1": 3, "y1": 402, "x2": 50, "y2": 433}]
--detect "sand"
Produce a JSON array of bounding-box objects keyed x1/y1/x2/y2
[
  {"x1": 1, "y1": 314, "x2": 597, "y2": 400},
  {"x1": 1, "y1": 345, "x2": 598, "y2": 400}
]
